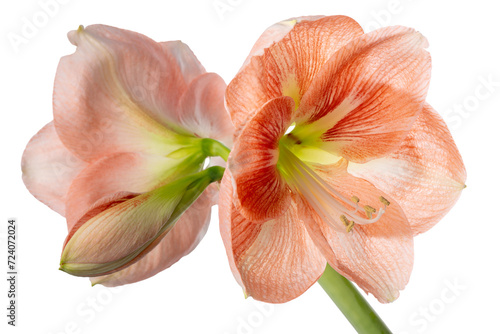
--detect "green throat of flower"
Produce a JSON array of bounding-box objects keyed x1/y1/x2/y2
[{"x1": 277, "y1": 134, "x2": 390, "y2": 234}]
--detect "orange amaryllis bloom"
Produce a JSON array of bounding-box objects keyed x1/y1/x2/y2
[
  {"x1": 220, "y1": 16, "x2": 466, "y2": 303},
  {"x1": 22, "y1": 25, "x2": 233, "y2": 286}
]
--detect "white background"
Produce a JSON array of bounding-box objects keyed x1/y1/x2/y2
[{"x1": 1, "y1": 0, "x2": 499, "y2": 333}]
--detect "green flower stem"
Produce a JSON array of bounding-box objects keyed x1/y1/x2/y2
[
  {"x1": 318, "y1": 264, "x2": 392, "y2": 334},
  {"x1": 201, "y1": 138, "x2": 231, "y2": 161}
]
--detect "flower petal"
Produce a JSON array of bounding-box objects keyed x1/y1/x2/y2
[
  {"x1": 226, "y1": 16, "x2": 364, "y2": 134},
  {"x1": 90, "y1": 184, "x2": 217, "y2": 286},
  {"x1": 178, "y1": 72, "x2": 234, "y2": 147},
  {"x1": 160, "y1": 40, "x2": 206, "y2": 86},
  {"x1": 64, "y1": 152, "x2": 202, "y2": 231},
  {"x1": 229, "y1": 96, "x2": 295, "y2": 222},
  {"x1": 240, "y1": 16, "x2": 324, "y2": 69},
  {"x1": 301, "y1": 161, "x2": 414, "y2": 302},
  {"x1": 54, "y1": 25, "x2": 201, "y2": 161},
  {"x1": 21, "y1": 122, "x2": 87, "y2": 216},
  {"x1": 219, "y1": 171, "x2": 326, "y2": 303},
  {"x1": 348, "y1": 103, "x2": 466, "y2": 235},
  {"x1": 295, "y1": 26, "x2": 431, "y2": 163}
]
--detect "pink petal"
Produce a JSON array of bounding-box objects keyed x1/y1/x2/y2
[
  {"x1": 54, "y1": 25, "x2": 205, "y2": 161},
  {"x1": 219, "y1": 171, "x2": 326, "y2": 303},
  {"x1": 178, "y1": 72, "x2": 234, "y2": 147},
  {"x1": 296, "y1": 26, "x2": 431, "y2": 163},
  {"x1": 160, "y1": 40, "x2": 206, "y2": 86},
  {"x1": 65, "y1": 152, "x2": 199, "y2": 231},
  {"x1": 302, "y1": 161, "x2": 414, "y2": 302},
  {"x1": 90, "y1": 185, "x2": 217, "y2": 286},
  {"x1": 348, "y1": 103, "x2": 466, "y2": 235},
  {"x1": 229, "y1": 96, "x2": 295, "y2": 222},
  {"x1": 21, "y1": 122, "x2": 87, "y2": 216},
  {"x1": 226, "y1": 16, "x2": 364, "y2": 136}
]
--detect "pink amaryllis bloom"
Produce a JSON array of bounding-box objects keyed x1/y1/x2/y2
[
  {"x1": 220, "y1": 16, "x2": 466, "y2": 303},
  {"x1": 22, "y1": 25, "x2": 233, "y2": 286}
]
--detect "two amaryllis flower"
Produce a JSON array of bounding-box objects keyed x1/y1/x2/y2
[{"x1": 22, "y1": 15, "x2": 465, "y2": 331}]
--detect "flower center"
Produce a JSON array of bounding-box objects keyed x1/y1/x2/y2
[{"x1": 277, "y1": 142, "x2": 389, "y2": 233}]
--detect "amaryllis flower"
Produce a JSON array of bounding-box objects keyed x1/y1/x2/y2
[
  {"x1": 220, "y1": 16, "x2": 466, "y2": 303},
  {"x1": 21, "y1": 25, "x2": 233, "y2": 286}
]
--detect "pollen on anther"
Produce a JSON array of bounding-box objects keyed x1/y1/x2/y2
[
  {"x1": 379, "y1": 196, "x2": 390, "y2": 206},
  {"x1": 364, "y1": 205, "x2": 376, "y2": 219},
  {"x1": 340, "y1": 215, "x2": 355, "y2": 233},
  {"x1": 340, "y1": 215, "x2": 350, "y2": 226},
  {"x1": 351, "y1": 196, "x2": 360, "y2": 203}
]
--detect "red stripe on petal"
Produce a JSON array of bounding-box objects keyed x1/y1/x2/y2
[{"x1": 229, "y1": 96, "x2": 295, "y2": 222}]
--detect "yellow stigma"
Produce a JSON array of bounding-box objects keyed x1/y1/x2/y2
[{"x1": 379, "y1": 196, "x2": 390, "y2": 206}]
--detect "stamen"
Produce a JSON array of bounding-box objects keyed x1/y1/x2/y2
[
  {"x1": 345, "y1": 221, "x2": 355, "y2": 233},
  {"x1": 278, "y1": 144, "x2": 387, "y2": 233},
  {"x1": 340, "y1": 215, "x2": 350, "y2": 225},
  {"x1": 379, "y1": 196, "x2": 390, "y2": 206},
  {"x1": 364, "y1": 205, "x2": 376, "y2": 219},
  {"x1": 340, "y1": 215, "x2": 355, "y2": 233}
]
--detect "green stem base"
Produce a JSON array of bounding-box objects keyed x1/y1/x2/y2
[{"x1": 318, "y1": 264, "x2": 392, "y2": 334}]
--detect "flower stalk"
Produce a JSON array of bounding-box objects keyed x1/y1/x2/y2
[{"x1": 318, "y1": 264, "x2": 392, "y2": 334}]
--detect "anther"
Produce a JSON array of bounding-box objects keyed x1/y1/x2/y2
[
  {"x1": 364, "y1": 205, "x2": 376, "y2": 219},
  {"x1": 379, "y1": 196, "x2": 390, "y2": 206},
  {"x1": 351, "y1": 196, "x2": 360, "y2": 203},
  {"x1": 340, "y1": 215, "x2": 350, "y2": 226},
  {"x1": 345, "y1": 221, "x2": 355, "y2": 233},
  {"x1": 340, "y1": 215, "x2": 355, "y2": 233}
]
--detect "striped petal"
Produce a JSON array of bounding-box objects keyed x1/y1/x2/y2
[
  {"x1": 229, "y1": 96, "x2": 295, "y2": 222},
  {"x1": 293, "y1": 26, "x2": 431, "y2": 163},
  {"x1": 348, "y1": 103, "x2": 466, "y2": 235},
  {"x1": 226, "y1": 16, "x2": 364, "y2": 134},
  {"x1": 301, "y1": 162, "x2": 414, "y2": 303},
  {"x1": 240, "y1": 16, "x2": 324, "y2": 69},
  {"x1": 219, "y1": 171, "x2": 326, "y2": 303}
]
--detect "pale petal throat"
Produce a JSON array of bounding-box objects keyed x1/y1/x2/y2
[{"x1": 277, "y1": 144, "x2": 389, "y2": 233}]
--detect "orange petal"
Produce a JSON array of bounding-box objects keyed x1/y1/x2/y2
[
  {"x1": 295, "y1": 26, "x2": 431, "y2": 163},
  {"x1": 229, "y1": 96, "x2": 295, "y2": 222},
  {"x1": 64, "y1": 152, "x2": 200, "y2": 231},
  {"x1": 90, "y1": 184, "x2": 217, "y2": 286},
  {"x1": 219, "y1": 171, "x2": 326, "y2": 303},
  {"x1": 240, "y1": 16, "x2": 324, "y2": 69},
  {"x1": 178, "y1": 72, "x2": 234, "y2": 148},
  {"x1": 301, "y1": 161, "x2": 414, "y2": 302},
  {"x1": 21, "y1": 122, "x2": 87, "y2": 216},
  {"x1": 53, "y1": 25, "x2": 204, "y2": 161},
  {"x1": 226, "y1": 16, "x2": 364, "y2": 135},
  {"x1": 348, "y1": 103, "x2": 466, "y2": 235}
]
